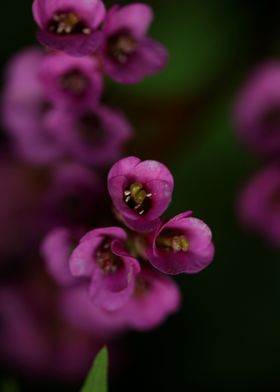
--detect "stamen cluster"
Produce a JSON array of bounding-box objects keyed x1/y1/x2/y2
[{"x1": 42, "y1": 156, "x2": 214, "y2": 321}]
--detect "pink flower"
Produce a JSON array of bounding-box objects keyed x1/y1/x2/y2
[
  {"x1": 41, "y1": 227, "x2": 85, "y2": 286},
  {"x1": 108, "y1": 156, "x2": 174, "y2": 233},
  {"x1": 41, "y1": 163, "x2": 102, "y2": 228},
  {"x1": 39, "y1": 52, "x2": 103, "y2": 108},
  {"x1": 146, "y1": 212, "x2": 215, "y2": 274},
  {"x1": 45, "y1": 105, "x2": 133, "y2": 166},
  {"x1": 60, "y1": 285, "x2": 128, "y2": 338},
  {"x1": 69, "y1": 227, "x2": 140, "y2": 311},
  {"x1": 0, "y1": 286, "x2": 102, "y2": 380},
  {"x1": 2, "y1": 48, "x2": 62, "y2": 164},
  {"x1": 234, "y1": 62, "x2": 280, "y2": 157},
  {"x1": 60, "y1": 270, "x2": 180, "y2": 333},
  {"x1": 101, "y1": 3, "x2": 168, "y2": 84},
  {"x1": 238, "y1": 163, "x2": 280, "y2": 247},
  {"x1": 32, "y1": 0, "x2": 106, "y2": 56},
  {"x1": 119, "y1": 268, "x2": 181, "y2": 331}
]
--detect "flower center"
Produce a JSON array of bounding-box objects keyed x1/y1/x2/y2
[
  {"x1": 60, "y1": 69, "x2": 89, "y2": 96},
  {"x1": 124, "y1": 183, "x2": 152, "y2": 215},
  {"x1": 107, "y1": 32, "x2": 137, "y2": 64},
  {"x1": 156, "y1": 229, "x2": 189, "y2": 253},
  {"x1": 96, "y1": 240, "x2": 121, "y2": 274},
  {"x1": 48, "y1": 12, "x2": 91, "y2": 35}
]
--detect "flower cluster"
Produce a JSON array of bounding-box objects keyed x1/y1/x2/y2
[
  {"x1": 32, "y1": 0, "x2": 168, "y2": 82},
  {"x1": 42, "y1": 156, "x2": 214, "y2": 329},
  {"x1": 3, "y1": 1, "x2": 168, "y2": 166},
  {"x1": 234, "y1": 64, "x2": 280, "y2": 246},
  {"x1": 0, "y1": 0, "x2": 215, "y2": 381}
]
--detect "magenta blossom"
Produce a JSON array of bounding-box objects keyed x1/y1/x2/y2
[
  {"x1": 0, "y1": 286, "x2": 101, "y2": 380},
  {"x1": 41, "y1": 163, "x2": 102, "y2": 228},
  {"x1": 101, "y1": 3, "x2": 168, "y2": 84},
  {"x1": 61, "y1": 270, "x2": 180, "y2": 333},
  {"x1": 69, "y1": 227, "x2": 140, "y2": 311},
  {"x1": 108, "y1": 156, "x2": 174, "y2": 233},
  {"x1": 45, "y1": 105, "x2": 133, "y2": 166},
  {"x1": 41, "y1": 227, "x2": 85, "y2": 286},
  {"x1": 238, "y1": 163, "x2": 280, "y2": 247},
  {"x1": 119, "y1": 268, "x2": 180, "y2": 331},
  {"x1": 60, "y1": 286, "x2": 128, "y2": 339},
  {"x1": 146, "y1": 212, "x2": 214, "y2": 275},
  {"x1": 32, "y1": 0, "x2": 106, "y2": 56},
  {"x1": 2, "y1": 48, "x2": 62, "y2": 164},
  {"x1": 234, "y1": 62, "x2": 280, "y2": 157},
  {"x1": 39, "y1": 53, "x2": 103, "y2": 108}
]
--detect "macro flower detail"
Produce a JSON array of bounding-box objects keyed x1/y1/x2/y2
[
  {"x1": 101, "y1": 3, "x2": 168, "y2": 84},
  {"x1": 108, "y1": 156, "x2": 174, "y2": 232},
  {"x1": 69, "y1": 227, "x2": 141, "y2": 311},
  {"x1": 146, "y1": 212, "x2": 215, "y2": 274},
  {"x1": 32, "y1": 0, "x2": 106, "y2": 56},
  {"x1": 39, "y1": 53, "x2": 103, "y2": 108}
]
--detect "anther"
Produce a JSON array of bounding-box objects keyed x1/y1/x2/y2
[
  {"x1": 83, "y1": 28, "x2": 91, "y2": 35},
  {"x1": 123, "y1": 182, "x2": 151, "y2": 215}
]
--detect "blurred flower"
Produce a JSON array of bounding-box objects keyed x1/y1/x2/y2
[
  {"x1": 119, "y1": 267, "x2": 181, "y2": 331},
  {"x1": 39, "y1": 52, "x2": 103, "y2": 108},
  {"x1": 0, "y1": 285, "x2": 101, "y2": 380},
  {"x1": 60, "y1": 285, "x2": 128, "y2": 338},
  {"x1": 45, "y1": 105, "x2": 133, "y2": 166},
  {"x1": 32, "y1": 0, "x2": 106, "y2": 56},
  {"x1": 69, "y1": 227, "x2": 140, "y2": 311},
  {"x1": 41, "y1": 227, "x2": 85, "y2": 286},
  {"x1": 146, "y1": 212, "x2": 215, "y2": 274},
  {"x1": 108, "y1": 156, "x2": 174, "y2": 232},
  {"x1": 40, "y1": 162, "x2": 102, "y2": 229},
  {"x1": 2, "y1": 48, "x2": 62, "y2": 164},
  {"x1": 234, "y1": 62, "x2": 280, "y2": 157},
  {"x1": 61, "y1": 269, "x2": 180, "y2": 333},
  {"x1": 101, "y1": 3, "x2": 168, "y2": 84},
  {"x1": 238, "y1": 163, "x2": 280, "y2": 246},
  {"x1": 2, "y1": 48, "x2": 131, "y2": 166}
]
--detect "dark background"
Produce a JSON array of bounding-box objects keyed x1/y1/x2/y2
[{"x1": 1, "y1": 0, "x2": 280, "y2": 391}]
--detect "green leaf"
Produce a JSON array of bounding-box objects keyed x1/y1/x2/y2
[
  {"x1": 1, "y1": 379, "x2": 19, "y2": 392},
  {"x1": 81, "y1": 347, "x2": 108, "y2": 392}
]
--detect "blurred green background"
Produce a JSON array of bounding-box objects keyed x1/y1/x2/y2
[{"x1": 1, "y1": 0, "x2": 280, "y2": 391}]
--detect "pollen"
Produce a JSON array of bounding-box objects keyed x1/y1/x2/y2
[
  {"x1": 49, "y1": 12, "x2": 91, "y2": 35},
  {"x1": 172, "y1": 235, "x2": 189, "y2": 252},
  {"x1": 124, "y1": 183, "x2": 152, "y2": 215},
  {"x1": 108, "y1": 32, "x2": 137, "y2": 64},
  {"x1": 156, "y1": 231, "x2": 189, "y2": 253}
]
